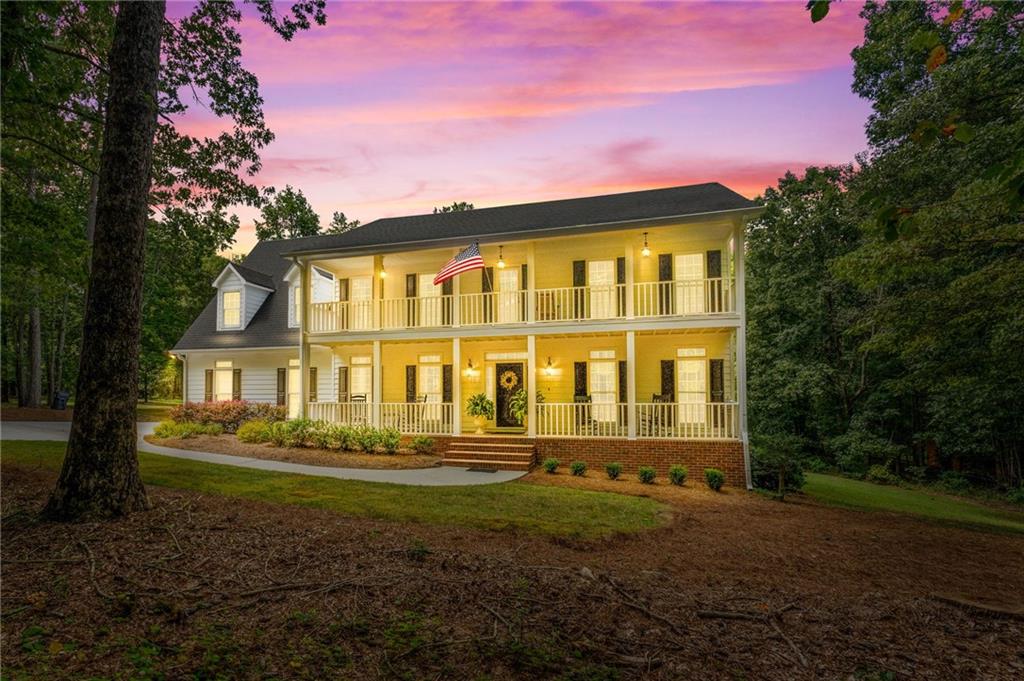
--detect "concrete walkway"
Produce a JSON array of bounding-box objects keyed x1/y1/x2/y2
[{"x1": 1, "y1": 421, "x2": 526, "y2": 487}]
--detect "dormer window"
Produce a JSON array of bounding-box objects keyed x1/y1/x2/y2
[{"x1": 221, "y1": 289, "x2": 242, "y2": 329}]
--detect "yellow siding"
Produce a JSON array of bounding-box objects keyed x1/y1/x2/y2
[{"x1": 635, "y1": 331, "x2": 730, "y2": 401}]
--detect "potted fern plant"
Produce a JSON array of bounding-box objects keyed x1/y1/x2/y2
[
  {"x1": 466, "y1": 393, "x2": 495, "y2": 434},
  {"x1": 508, "y1": 389, "x2": 545, "y2": 427}
]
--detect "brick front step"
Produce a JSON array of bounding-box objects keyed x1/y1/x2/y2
[
  {"x1": 445, "y1": 450, "x2": 535, "y2": 463},
  {"x1": 441, "y1": 457, "x2": 533, "y2": 471}
]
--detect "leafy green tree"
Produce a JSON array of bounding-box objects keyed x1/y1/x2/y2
[
  {"x1": 327, "y1": 210, "x2": 361, "y2": 234},
  {"x1": 254, "y1": 185, "x2": 322, "y2": 240},
  {"x1": 433, "y1": 201, "x2": 474, "y2": 214}
]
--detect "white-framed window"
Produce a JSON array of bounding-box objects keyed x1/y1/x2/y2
[
  {"x1": 674, "y1": 253, "x2": 705, "y2": 314},
  {"x1": 497, "y1": 267, "x2": 520, "y2": 323},
  {"x1": 351, "y1": 276, "x2": 373, "y2": 330},
  {"x1": 214, "y1": 360, "x2": 234, "y2": 401},
  {"x1": 288, "y1": 285, "x2": 302, "y2": 328},
  {"x1": 588, "y1": 260, "x2": 616, "y2": 319},
  {"x1": 589, "y1": 359, "x2": 617, "y2": 422},
  {"x1": 349, "y1": 355, "x2": 373, "y2": 402},
  {"x1": 677, "y1": 358, "x2": 707, "y2": 424},
  {"x1": 677, "y1": 347, "x2": 706, "y2": 357},
  {"x1": 221, "y1": 289, "x2": 242, "y2": 329}
]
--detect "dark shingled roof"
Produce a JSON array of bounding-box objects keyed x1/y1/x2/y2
[
  {"x1": 173, "y1": 239, "x2": 297, "y2": 351},
  {"x1": 229, "y1": 262, "x2": 276, "y2": 290},
  {"x1": 174, "y1": 183, "x2": 760, "y2": 350},
  {"x1": 283, "y1": 182, "x2": 758, "y2": 255}
]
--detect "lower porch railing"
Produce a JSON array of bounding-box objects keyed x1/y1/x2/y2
[
  {"x1": 306, "y1": 401, "x2": 738, "y2": 439},
  {"x1": 306, "y1": 402, "x2": 453, "y2": 435}
]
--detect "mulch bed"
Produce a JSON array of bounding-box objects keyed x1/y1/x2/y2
[
  {"x1": 3, "y1": 463, "x2": 1023, "y2": 680},
  {"x1": 144, "y1": 433, "x2": 442, "y2": 470}
]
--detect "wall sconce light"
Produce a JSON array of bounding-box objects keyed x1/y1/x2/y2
[
  {"x1": 379, "y1": 268, "x2": 387, "y2": 279},
  {"x1": 496, "y1": 245, "x2": 506, "y2": 269},
  {"x1": 641, "y1": 232, "x2": 651, "y2": 258},
  {"x1": 544, "y1": 357, "x2": 554, "y2": 376},
  {"x1": 466, "y1": 358, "x2": 478, "y2": 377}
]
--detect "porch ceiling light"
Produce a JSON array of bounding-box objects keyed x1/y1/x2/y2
[
  {"x1": 497, "y1": 245, "x2": 506, "y2": 269},
  {"x1": 544, "y1": 357, "x2": 554, "y2": 376},
  {"x1": 641, "y1": 232, "x2": 651, "y2": 258}
]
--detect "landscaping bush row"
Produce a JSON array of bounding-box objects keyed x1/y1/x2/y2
[
  {"x1": 153, "y1": 421, "x2": 223, "y2": 439},
  {"x1": 170, "y1": 401, "x2": 287, "y2": 433},
  {"x1": 542, "y1": 458, "x2": 726, "y2": 491},
  {"x1": 236, "y1": 418, "x2": 435, "y2": 455}
]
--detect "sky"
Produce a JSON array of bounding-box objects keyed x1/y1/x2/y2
[{"x1": 173, "y1": 1, "x2": 873, "y2": 255}]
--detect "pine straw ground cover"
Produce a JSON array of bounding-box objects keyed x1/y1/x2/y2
[
  {"x1": 144, "y1": 434, "x2": 443, "y2": 470},
  {"x1": 2, "y1": 448, "x2": 1024, "y2": 679}
]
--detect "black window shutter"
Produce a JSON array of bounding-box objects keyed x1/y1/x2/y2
[
  {"x1": 660, "y1": 360, "x2": 675, "y2": 400},
  {"x1": 308, "y1": 367, "x2": 317, "y2": 402},
  {"x1": 441, "y1": 279, "x2": 453, "y2": 325},
  {"x1": 232, "y1": 369, "x2": 242, "y2": 401},
  {"x1": 572, "y1": 260, "x2": 586, "y2": 318},
  {"x1": 406, "y1": 273, "x2": 417, "y2": 297},
  {"x1": 520, "y1": 263, "x2": 529, "y2": 321},
  {"x1": 204, "y1": 369, "x2": 214, "y2": 402},
  {"x1": 406, "y1": 274, "x2": 417, "y2": 326},
  {"x1": 338, "y1": 278, "x2": 350, "y2": 301},
  {"x1": 442, "y1": 364, "x2": 453, "y2": 403},
  {"x1": 482, "y1": 267, "x2": 494, "y2": 322},
  {"x1": 520, "y1": 263, "x2": 528, "y2": 288},
  {"x1": 706, "y1": 250, "x2": 722, "y2": 312},
  {"x1": 276, "y1": 368, "x2": 286, "y2": 405},
  {"x1": 709, "y1": 359, "x2": 724, "y2": 402},
  {"x1": 573, "y1": 361, "x2": 587, "y2": 398},
  {"x1": 406, "y1": 365, "x2": 416, "y2": 402},
  {"x1": 337, "y1": 366, "x2": 349, "y2": 402},
  {"x1": 618, "y1": 360, "x2": 627, "y2": 403},
  {"x1": 658, "y1": 253, "x2": 673, "y2": 314},
  {"x1": 616, "y1": 256, "x2": 626, "y2": 316}
]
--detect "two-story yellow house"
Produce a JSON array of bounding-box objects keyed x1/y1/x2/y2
[{"x1": 174, "y1": 183, "x2": 761, "y2": 486}]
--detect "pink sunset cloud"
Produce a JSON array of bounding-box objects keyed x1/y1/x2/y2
[{"x1": 172, "y1": 1, "x2": 873, "y2": 254}]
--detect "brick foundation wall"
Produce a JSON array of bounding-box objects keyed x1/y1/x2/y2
[
  {"x1": 406, "y1": 434, "x2": 746, "y2": 487},
  {"x1": 534, "y1": 438, "x2": 746, "y2": 486}
]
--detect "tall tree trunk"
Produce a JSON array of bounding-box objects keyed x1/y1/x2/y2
[
  {"x1": 85, "y1": 172, "x2": 99, "y2": 243},
  {"x1": 27, "y1": 298, "x2": 42, "y2": 407},
  {"x1": 45, "y1": 0, "x2": 166, "y2": 520},
  {"x1": 15, "y1": 311, "x2": 27, "y2": 407},
  {"x1": 53, "y1": 293, "x2": 68, "y2": 393}
]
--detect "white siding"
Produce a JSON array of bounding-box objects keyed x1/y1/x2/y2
[
  {"x1": 185, "y1": 350, "x2": 296, "y2": 404},
  {"x1": 244, "y1": 284, "x2": 270, "y2": 326},
  {"x1": 310, "y1": 346, "x2": 335, "y2": 402}
]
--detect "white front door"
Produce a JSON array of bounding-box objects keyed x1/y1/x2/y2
[
  {"x1": 588, "y1": 260, "x2": 615, "y2": 319},
  {"x1": 418, "y1": 273, "x2": 442, "y2": 327},
  {"x1": 676, "y1": 358, "x2": 706, "y2": 425},
  {"x1": 350, "y1": 276, "x2": 373, "y2": 330},
  {"x1": 674, "y1": 253, "x2": 705, "y2": 314},
  {"x1": 497, "y1": 268, "x2": 520, "y2": 323}
]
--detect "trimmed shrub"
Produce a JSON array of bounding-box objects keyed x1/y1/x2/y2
[
  {"x1": 379, "y1": 427, "x2": 401, "y2": 455},
  {"x1": 865, "y1": 464, "x2": 900, "y2": 486},
  {"x1": 570, "y1": 461, "x2": 587, "y2": 477},
  {"x1": 153, "y1": 420, "x2": 223, "y2": 439},
  {"x1": 668, "y1": 464, "x2": 688, "y2": 486},
  {"x1": 637, "y1": 466, "x2": 656, "y2": 484},
  {"x1": 170, "y1": 401, "x2": 286, "y2": 433},
  {"x1": 938, "y1": 470, "x2": 969, "y2": 494},
  {"x1": 307, "y1": 421, "x2": 334, "y2": 450},
  {"x1": 704, "y1": 468, "x2": 725, "y2": 491},
  {"x1": 267, "y1": 419, "x2": 315, "y2": 448},
  {"x1": 542, "y1": 457, "x2": 560, "y2": 474},
  {"x1": 236, "y1": 419, "x2": 272, "y2": 444},
  {"x1": 410, "y1": 436, "x2": 435, "y2": 455},
  {"x1": 605, "y1": 462, "x2": 623, "y2": 480}
]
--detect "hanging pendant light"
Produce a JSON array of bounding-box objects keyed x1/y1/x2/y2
[{"x1": 497, "y1": 245, "x2": 506, "y2": 269}]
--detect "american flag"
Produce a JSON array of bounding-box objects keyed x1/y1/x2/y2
[{"x1": 433, "y1": 242, "x2": 485, "y2": 285}]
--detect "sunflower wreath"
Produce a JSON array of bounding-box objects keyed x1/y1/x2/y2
[{"x1": 499, "y1": 370, "x2": 520, "y2": 391}]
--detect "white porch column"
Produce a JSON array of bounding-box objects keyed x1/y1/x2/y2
[
  {"x1": 452, "y1": 337, "x2": 461, "y2": 436},
  {"x1": 734, "y1": 219, "x2": 752, "y2": 489},
  {"x1": 372, "y1": 255, "x2": 383, "y2": 330},
  {"x1": 450, "y1": 248, "x2": 461, "y2": 328},
  {"x1": 624, "y1": 242, "x2": 635, "y2": 319},
  {"x1": 526, "y1": 242, "x2": 536, "y2": 323},
  {"x1": 299, "y1": 261, "x2": 310, "y2": 418},
  {"x1": 626, "y1": 331, "x2": 637, "y2": 439},
  {"x1": 526, "y1": 334, "x2": 537, "y2": 437},
  {"x1": 372, "y1": 339, "x2": 382, "y2": 427}
]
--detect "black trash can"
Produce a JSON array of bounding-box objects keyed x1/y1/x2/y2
[{"x1": 51, "y1": 390, "x2": 70, "y2": 410}]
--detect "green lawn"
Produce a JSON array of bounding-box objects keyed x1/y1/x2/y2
[
  {"x1": 804, "y1": 472, "x2": 1024, "y2": 534},
  {"x1": 135, "y1": 399, "x2": 180, "y2": 421},
  {"x1": 1, "y1": 441, "x2": 666, "y2": 539}
]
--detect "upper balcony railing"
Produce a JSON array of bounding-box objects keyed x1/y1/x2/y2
[{"x1": 307, "y1": 278, "x2": 734, "y2": 333}]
